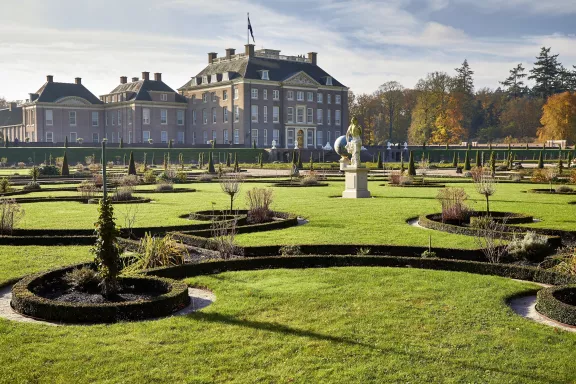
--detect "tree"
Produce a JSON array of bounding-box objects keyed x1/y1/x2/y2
[
  {"x1": 376, "y1": 152, "x2": 383, "y2": 169},
  {"x1": 219, "y1": 174, "x2": 243, "y2": 213},
  {"x1": 233, "y1": 153, "x2": 240, "y2": 172},
  {"x1": 226, "y1": 153, "x2": 231, "y2": 167},
  {"x1": 309, "y1": 153, "x2": 314, "y2": 170},
  {"x1": 489, "y1": 151, "x2": 496, "y2": 177},
  {"x1": 64, "y1": 136, "x2": 69, "y2": 148},
  {"x1": 558, "y1": 155, "x2": 564, "y2": 174},
  {"x1": 119, "y1": 137, "x2": 124, "y2": 149},
  {"x1": 128, "y1": 152, "x2": 136, "y2": 175},
  {"x1": 297, "y1": 152, "x2": 303, "y2": 169},
  {"x1": 259, "y1": 153, "x2": 264, "y2": 168},
  {"x1": 537, "y1": 92, "x2": 576, "y2": 144},
  {"x1": 252, "y1": 139, "x2": 256, "y2": 149},
  {"x1": 464, "y1": 150, "x2": 471, "y2": 171},
  {"x1": 475, "y1": 151, "x2": 481, "y2": 168},
  {"x1": 472, "y1": 167, "x2": 497, "y2": 215},
  {"x1": 500, "y1": 97, "x2": 543, "y2": 140},
  {"x1": 377, "y1": 81, "x2": 405, "y2": 142},
  {"x1": 61, "y1": 151, "x2": 69, "y2": 176},
  {"x1": 529, "y1": 47, "x2": 562, "y2": 98},
  {"x1": 92, "y1": 197, "x2": 121, "y2": 297},
  {"x1": 452, "y1": 152, "x2": 458, "y2": 167},
  {"x1": 500, "y1": 63, "x2": 527, "y2": 98},
  {"x1": 537, "y1": 151, "x2": 544, "y2": 169},
  {"x1": 407, "y1": 152, "x2": 416, "y2": 176},
  {"x1": 208, "y1": 152, "x2": 215, "y2": 173}
]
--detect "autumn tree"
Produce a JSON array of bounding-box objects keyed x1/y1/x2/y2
[
  {"x1": 537, "y1": 92, "x2": 576, "y2": 144},
  {"x1": 500, "y1": 97, "x2": 543, "y2": 140}
]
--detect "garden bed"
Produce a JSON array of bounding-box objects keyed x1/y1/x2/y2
[
  {"x1": 536, "y1": 285, "x2": 576, "y2": 326},
  {"x1": 11, "y1": 265, "x2": 190, "y2": 323},
  {"x1": 382, "y1": 183, "x2": 446, "y2": 188},
  {"x1": 273, "y1": 182, "x2": 329, "y2": 187},
  {"x1": 527, "y1": 188, "x2": 576, "y2": 195}
]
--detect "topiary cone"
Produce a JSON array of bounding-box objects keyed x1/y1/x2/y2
[
  {"x1": 408, "y1": 151, "x2": 416, "y2": 176},
  {"x1": 61, "y1": 151, "x2": 69, "y2": 176},
  {"x1": 128, "y1": 151, "x2": 136, "y2": 175}
]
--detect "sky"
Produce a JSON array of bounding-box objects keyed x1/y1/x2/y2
[{"x1": 1, "y1": 0, "x2": 576, "y2": 101}]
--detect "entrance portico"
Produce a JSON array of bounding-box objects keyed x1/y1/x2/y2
[{"x1": 285, "y1": 126, "x2": 316, "y2": 149}]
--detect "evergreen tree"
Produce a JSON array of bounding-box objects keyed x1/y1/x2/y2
[
  {"x1": 537, "y1": 151, "x2": 544, "y2": 169},
  {"x1": 489, "y1": 151, "x2": 496, "y2": 177},
  {"x1": 143, "y1": 153, "x2": 148, "y2": 171},
  {"x1": 558, "y1": 156, "x2": 564, "y2": 174},
  {"x1": 92, "y1": 197, "x2": 121, "y2": 296},
  {"x1": 64, "y1": 136, "x2": 69, "y2": 148},
  {"x1": 198, "y1": 152, "x2": 202, "y2": 168},
  {"x1": 452, "y1": 152, "x2": 458, "y2": 167},
  {"x1": 400, "y1": 154, "x2": 405, "y2": 174},
  {"x1": 309, "y1": 153, "x2": 314, "y2": 170},
  {"x1": 253, "y1": 139, "x2": 256, "y2": 149},
  {"x1": 119, "y1": 137, "x2": 123, "y2": 149},
  {"x1": 297, "y1": 152, "x2": 303, "y2": 169},
  {"x1": 475, "y1": 151, "x2": 481, "y2": 168},
  {"x1": 226, "y1": 153, "x2": 231, "y2": 167},
  {"x1": 128, "y1": 151, "x2": 136, "y2": 175},
  {"x1": 500, "y1": 63, "x2": 527, "y2": 98},
  {"x1": 163, "y1": 154, "x2": 167, "y2": 170},
  {"x1": 233, "y1": 153, "x2": 240, "y2": 172},
  {"x1": 292, "y1": 151, "x2": 297, "y2": 166},
  {"x1": 61, "y1": 151, "x2": 69, "y2": 176},
  {"x1": 529, "y1": 47, "x2": 562, "y2": 98},
  {"x1": 377, "y1": 152, "x2": 383, "y2": 169},
  {"x1": 151, "y1": 152, "x2": 155, "y2": 166},
  {"x1": 408, "y1": 151, "x2": 416, "y2": 176},
  {"x1": 208, "y1": 152, "x2": 215, "y2": 173},
  {"x1": 259, "y1": 153, "x2": 264, "y2": 168},
  {"x1": 568, "y1": 152, "x2": 573, "y2": 168},
  {"x1": 464, "y1": 151, "x2": 471, "y2": 171},
  {"x1": 168, "y1": 139, "x2": 173, "y2": 149}
]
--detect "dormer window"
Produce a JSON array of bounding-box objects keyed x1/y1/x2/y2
[
  {"x1": 222, "y1": 72, "x2": 229, "y2": 81},
  {"x1": 326, "y1": 77, "x2": 333, "y2": 86},
  {"x1": 161, "y1": 93, "x2": 167, "y2": 101},
  {"x1": 261, "y1": 70, "x2": 269, "y2": 80},
  {"x1": 202, "y1": 76, "x2": 208, "y2": 84},
  {"x1": 211, "y1": 74, "x2": 218, "y2": 83}
]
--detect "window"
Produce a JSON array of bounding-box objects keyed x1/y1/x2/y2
[
  {"x1": 69, "y1": 111, "x2": 76, "y2": 126},
  {"x1": 335, "y1": 130, "x2": 340, "y2": 138},
  {"x1": 335, "y1": 110, "x2": 341, "y2": 126},
  {"x1": 92, "y1": 133, "x2": 99, "y2": 143},
  {"x1": 161, "y1": 93, "x2": 167, "y2": 101},
  {"x1": 69, "y1": 132, "x2": 77, "y2": 143},
  {"x1": 127, "y1": 110, "x2": 132, "y2": 125},
  {"x1": 307, "y1": 108, "x2": 313, "y2": 124},
  {"x1": 223, "y1": 90, "x2": 228, "y2": 101},
  {"x1": 287, "y1": 91, "x2": 294, "y2": 100},
  {"x1": 317, "y1": 130, "x2": 323, "y2": 146},
  {"x1": 128, "y1": 131, "x2": 132, "y2": 144},
  {"x1": 317, "y1": 93, "x2": 323, "y2": 103},
  {"x1": 263, "y1": 106, "x2": 268, "y2": 123},
  {"x1": 251, "y1": 105, "x2": 258, "y2": 122},
  {"x1": 45, "y1": 110, "x2": 53, "y2": 126},
  {"x1": 46, "y1": 131, "x2": 53, "y2": 142},
  {"x1": 335, "y1": 95, "x2": 341, "y2": 104},
  {"x1": 112, "y1": 95, "x2": 116, "y2": 103},
  {"x1": 251, "y1": 129, "x2": 258, "y2": 146},
  {"x1": 273, "y1": 129, "x2": 279, "y2": 146},
  {"x1": 224, "y1": 129, "x2": 229, "y2": 144},
  {"x1": 273, "y1": 106, "x2": 279, "y2": 123},
  {"x1": 161, "y1": 109, "x2": 168, "y2": 125},
  {"x1": 297, "y1": 91, "x2": 304, "y2": 101},
  {"x1": 191, "y1": 95, "x2": 196, "y2": 103},
  {"x1": 110, "y1": 132, "x2": 115, "y2": 143},
  {"x1": 223, "y1": 107, "x2": 229, "y2": 123},
  {"x1": 287, "y1": 107, "x2": 294, "y2": 123},
  {"x1": 31, "y1": 111, "x2": 35, "y2": 125},
  {"x1": 234, "y1": 129, "x2": 239, "y2": 144},
  {"x1": 193, "y1": 110, "x2": 197, "y2": 125},
  {"x1": 212, "y1": 108, "x2": 217, "y2": 123},
  {"x1": 92, "y1": 112, "x2": 99, "y2": 126},
  {"x1": 143, "y1": 108, "x2": 150, "y2": 124},
  {"x1": 287, "y1": 129, "x2": 294, "y2": 147},
  {"x1": 161, "y1": 131, "x2": 168, "y2": 144},
  {"x1": 212, "y1": 130, "x2": 217, "y2": 142},
  {"x1": 273, "y1": 90, "x2": 279, "y2": 100},
  {"x1": 263, "y1": 89, "x2": 268, "y2": 100},
  {"x1": 203, "y1": 131, "x2": 208, "y2": 143},
  {"x1": 307, "y1": 92, "x2": 313, "y2": 102},
  {"x1": 251, "y1": 88, "x2": 258, "y2": 99},
  {"x1": 234, "y1": 106, "x2": 240, "y2": 122},
  {"x1": 222, "y1": 72, "x2": 229, "y2": 81},
  {"x1": 327, "y1": 94, "x2": 332, "y2": 104},
  {"x1": 327, "y1": 109, "x2": 331, "y2": 125},
  {"x1": 111, "y1": 112, "x2": 116, "y2": 126},
  {"x1": 326, "y1": 77, "x2": 333, "y2": 86},
  {"x1": 234, "y1": 86, "x2": 239, "y2": 100},
  {"x1": 202, "y1": 93, "x2": 208, "y2": 103},
  {"x1": 177, "y1": 131, "x2": 185, "y2": 144},
  {"x1": 192, "y1": 132, "x2": 196, "y2": 145},
  {"x1": 177, "y1": 110, "x2": 184, "y2": 125},
  {"x1": 202, "y1": 76, "x2": 208, "y2": 84},
  {"x1": 317, "y1": 109, "x2": 323, "y2": 124},
  {"x1": 211, "y1": 92, "x2": 216, "y2": 102},
  {"x1": 296, "y1": 107, "x2": 305, "y2": 123},
  {"x1": 261, "y1": 70, "x2": 269, "y2": 80},
  {"x1": 211, "y1": 74, "x2": 218, "y2": 83},
  {"x1": 143, "y1": 131, "x2": 150, "y2": 142},
  {"x1": 327, "y1": 131, "x2": 331, "y2": 145},
  {"x1": 202, "y1": 109, "x2": 208, "y2": 124},
  {"x1": 118, "y1": 110, "x2": 122, "y2": 126},
  {"x1": 263, "y1": 130, "x2": 268, "y2": 146}
]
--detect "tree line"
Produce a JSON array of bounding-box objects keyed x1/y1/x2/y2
[{"x1": 349, "y1": 47, "x2": 576, "y2": 145}]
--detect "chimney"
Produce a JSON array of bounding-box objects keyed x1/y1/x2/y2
[
  {"x1": 142, "y1": 71, "x2": 150, "y2": 81},
  {"x1": 120, "y1": 76, "x2": 128, "y2": 84},
  {"x1": 46, "y1": 75, "x2": 54, "y2": 83},
  {"x1": 307, "y1": 52, "x2": 317, "y2": 65},
  {"x1": 208, "y1": 52, "x2": 218, "y2": 64},
  {"x1": 225, "y1": 48, "x2": 236, "y2": 59},
  {"x1": 245, "y1": 44, "x2": 255, "y2": 57},
  {"x1": 75, "y1": 77, "x2": 82, "y2": 85},
  {"x1": 132, "y1": 77, "x2": 139, "y2": 82},
  {"x1": 154, "y1": 72, "x2": 162, "y2": 82},
  {"x1": 9, "y1": 102, "x2": 17, "y2": 111}
]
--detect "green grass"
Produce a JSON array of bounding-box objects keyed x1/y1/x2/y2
[
  {"x1": 9, "y1": 180, "x2": 576, "y2": 249},
  {"x1": 1, "y1": 267, "x2": 575, "y2": 383}
]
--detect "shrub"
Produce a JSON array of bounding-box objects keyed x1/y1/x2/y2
[
  {"x1": 471, "y1": 215, "x2": 508, "y2": 263},
  {"x1": 0, "y1": 199, "x2": 24, "y2": 235},
  {"x1": 152, "y1": 182, "x2": 172, "y2": 192},
  {"x1": 156, "y1": 169, "x2": 177, "y2": 183},
  {"x1": 143, "y1": 170, "x2": 156, "y2": 184},
  {"x1": 91, "y1": 197, "x2": 121, "y2": 296},
  {"x1": 0, "y1": 178, "x2": 12, "y2": 193},
  {"x1": 198, "y1": 173, "x2": 213, "y2": 182},
  {"x1": 399, "y1": 175, "x2": 413, "y2": 186},
  {"x1": 39, "y1": 165, "x2": 60, "y2": 176},
  {"x1": 63, "y1": 267, "x2": 101, "y2": 292},
  {"x1": 436, "y1": 187, "x2": 472, "y2": 223},
  {"x1": 547, "y1": 247, "x2": 576, "y2": 275},
  {"x1": 555, "y1": 185, "x2": 573, "y2": 193},
  {"x1": 508, "y1": 173, "x2": 523, "y2": 182},
  {"x1": 389, "y1": 171, "x2": 402, "y2": 185},
  {"x1": 175, "y1": 172, "x2": 187, "y2": 184},
  {"x1": 279, "y1": 245, "x2": 302, "y2": 256},
  {"x1": 421, "y1": 250, "x2": 437, "y2": 258},
  {"x1": 571, "y1": 170, "x2": 576, "y2": 184},
  {"x1": 357, "y1": 247, "x2": 371, "y2": 256},
  {"x1": 23, "y1": 182, "x2": 41, "y2": 191},
  {"x1": 112, "y1": 186, "x2": 134, "y2": 202},
  {"x1": 88, "y1": 163, "x2": 102, "y2": 173},
  {"x1": 246, "y1": 187, "x2": 274, "y2": 224},
  {"x1": 536, "y1": 285, "x2": 576, "y2": 326},
  {"x1": 121, "y1": 175, "x2": 140, "y2": 187},
  {"x1": 531, "y1": 169, "x2": 547, "y2": 183},
  {"x1": 75, "y1": 163, "x2": 84, "y2": 173},
  {"x1": 124, "y1": 233, "x2": 185, "y2": 272},
  {"x1": 220, "y1": 174, "x2": 244, "y2": 212},
  {"x1": 78, "y1": 180, "x2": 97, "y2": 199},
  {"x1": 300, "y1": 172, "x2": 319, "y2": 186},
  {"x1": 472, "y1": 167, "x2": 497, "y2": 215},
  {"x1": 506, "y1": 232, "x2": 551, "y2": 261},
  {"x1": 17, "y1": 162, "x2": 26, "y2": 168}
]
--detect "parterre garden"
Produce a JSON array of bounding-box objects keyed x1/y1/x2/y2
[{"x1": 1, "y1": 147, "x2": 576, "y2": 383}]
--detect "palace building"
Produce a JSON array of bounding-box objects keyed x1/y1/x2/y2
[{"x1": 0, "y1": 44, "x2": 348, "y2": 148}]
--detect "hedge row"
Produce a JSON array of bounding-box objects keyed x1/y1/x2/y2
[
  {"x1": 181, "y1": 213, "x2": 299, "y2": 238},
  {"x1": 273, "y1": 182, "x2": 330, "y2": 187},
  {"x1": 536, "y1": 285, "x2": 576, "y2": 326},
  {"x1": 0, "y1": 196, "x2": 152, "y2": 205},
  {"x1": 527, "y1": 189, "x2": 576, "y2": 195},
  {"x1": 143, "y1": 255, "x2": 576, "y2": 287},
  {"x1": 384, "y1": 183, "x2": 446, "y2": 188},
  {"x1": 10, "y1": 265, "x2": 190, "y2": 324}
]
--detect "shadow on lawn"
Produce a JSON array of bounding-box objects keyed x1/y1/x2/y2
[{"x1": 187, "y1": 311, "x2": 562, "y2": 383}]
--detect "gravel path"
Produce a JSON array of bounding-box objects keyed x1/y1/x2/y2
[
  {"x1": 0, "y1": 284, "x2": 215, "y2": 326},
  {"x1": 508, "y1": 293, "x2": 576, "y2": 333}
]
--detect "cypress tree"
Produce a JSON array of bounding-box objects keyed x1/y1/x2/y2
[
  {"x1": 452, "y1": 152, "x2": 457, "y2": 167},
  {"x1": 61, "y1": 151, "x2": 69, "y2": 176},
  {"x1": 292, "y1": 151, "x2": 297, "y2": 166},
  {"x1": 297, "y1": 152, "x2": 303, "y2": 169},
  {"x1": 151, "y1": 152, "x2": 155, "y2": 166},
  {"x1": 168, "y1": 139, "x2": 173, "y2": 149},
  {"x1": 558, "y1": 156, "x2": 564, "y2": 174},
  {"x1": 226, "y1": 153, "x2": 231, "y2": 167},
  {"x1": 163, "y1": 154, "x2": 167, "y2": 170},
  {"x1": 143, "y1": 153, "x2": 148, "y2": 171},
  {"x1": 253, "y1": 139, "x2": 256, "y2": 149},
  {"x1": 64, "y1": 136, "x2": 69, "y2": 148},
  {"x1": 537, "y1": 151, "x2": 544, "y2": 169},
  {"x1": 407, "y1": 151, "x2": 416, "y2": 176},
  {"x1": 475, "y1": 151, "x2": 481, "y2": 168},
  {"x1": 568, "y1": 152, "x2": 573, "y2": 168},
  {"x1": 234, "y1": 153, "x2": 240, "y2": 172},
  {"x1": 128, "y1": 151, "x2": 136, "y2": 175},
  {"x1": 119, "y1": 137, "x2": 123, "y2": 149},
  {"x1": 309, "y1": 153, "x2": 314, "y2": 170},
  {"x1": 464, "y1": 151, "x2": 471, "y2": 171},
  {"x1": 259, "y1": 153, "x2": 264, "y2": 168},
  {"x1": 198, "y1": 152, "x2": 202, "y2": 168},
  {"x1": 123, "y1": 154, "x2": 126, "y2": 166},
  {"x1": 377, "y1": 152, "x2": 383, "y2": 169},
  {"x1": 489, "y1": 152, "x2": 496, "y2": 177},
  {"x1": 208, "y1": 152, "x2": 215, "y2": 173}
]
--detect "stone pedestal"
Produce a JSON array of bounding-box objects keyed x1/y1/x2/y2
[{"x1": 342, "y1": 167, "x2": 371, "y2": 198}]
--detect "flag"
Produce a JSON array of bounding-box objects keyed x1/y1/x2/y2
[{"x1": 248, "y1": 14, "x2": 255, "y2": 43}]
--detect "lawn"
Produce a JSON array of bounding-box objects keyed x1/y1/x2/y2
[{"x1": 0, "y1": 267, "x2": 574, "y2": 383}]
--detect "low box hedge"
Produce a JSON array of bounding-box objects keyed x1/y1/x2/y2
[
  {"x1": 535, "y1": 285, "x2": 576, "y2": 326},
  {"x1": 11, "y1": 265, "x2": 190, "y2": 324}
]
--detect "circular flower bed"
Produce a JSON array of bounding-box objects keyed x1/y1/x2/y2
[
  {"x1": 87, "y1": 197, "x2": 152, "y2": 204},
  {"x1": 11, "y1": 265, "x2": 190, "y2": 324},
  {"x1": 536, "y1": 285, "x2": 576, "y2": 326}
]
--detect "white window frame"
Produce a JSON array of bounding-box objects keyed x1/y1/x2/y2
[
  {"x1": 46, "y1": 131, "x2": 53, "y2": 143},
  {"x1": 211, "y1": 92, "x2": 216, "y2": 102},
  {"x1": 177, "y1": 131, "x2": 185, "y2": 144},
  {"x1": 92, "y1": 132, "x2": 99, "y2": 143},
  {"x1": 234, "y1": 86, "x2": 239, "y2": 100},
  {"x1": 224, "y1": 129, "x2": 229, "y2": 144},
  {"x1": 273, "y1": 129, "x2": 280, "y2": 146},
  {"x1": 251, "y1": 105, "x2": 258, "y2": 122},
  {"x1": 261, "y1": 70, "x2": 269, "y2": 80},
  {"x1": 252, "y1": 129, "x2": 258, "y2": 146},
  {"x1": 128, "y1": 131, "x2": 132, "y2": 144},
  {"x1": 296, "y1": 107, "x2": 305, "y2": 123},
  {"x1": 297, "y1": 91, "x2": 304, "y2": 101},
  {"x1": 202, "y1": 93, "x2": 208, "y2": 103},
  {"x1": 263, "y1": 106, "x2": 268, "y2": 123},
  {"x1": 234, "y1": 129, "x2": 239, "y2": 144},
  {"x1": 263, "y1": 129, "x2": 268, "y2": 146},
  {"x1": 212, "y1": 107, "x2": 217, "y2": 124},
  {"x1": 287, "y1": 107, "x2": 294, "y2": 123},
  {"x1": 161, "y1": 131, "x2": 168, "y2": 144},
  {"x1": 317, "y1": 130, "x2": 323, "y2": 147},
  {"x1": 317, "y1": 93, "x2": 323, "y2": 103},
  {"x1": 223, "y1": 107, "x2": 229, "y2": 123},
  {"x1": 161, "y1": 93, "x2": 168, "y2": 101},
  {"x1": 177, "y1": 110, "x2": 185, "y2": 126},
  {"x1": 212, "y1": 130, "x2": 217, "y2": 142},
  {"x1": 335, "y1": 110, "x2": 341, "y2": 126},
  {"x1": 111, "y1": 112, "x2": 116, "y2": 126},
  {"x1": 92, "y1": 111, "x2": 99, "y2": 127},
  {"x1": 273, "y1": 90, "x2": 280, "y2": 100},
  {"x1": 273, "y1": 106, "x2": 279, "y2": 123},
  {"x1": 193, "y1": 110, "x2": 197, "y2": 125},
  {"x1": 307, "y1": 92, "x2": 313, "y2": 102},
  {"x1": 327, "y1": 94, "x2": 332, "y2": 104},
  {"x1": 223, "y1": 90, "x2": 228, "y2": 101},
  {"x1": 192, "y1": 132, "x2": 196, "y2": 145},
  {"x1": 45, "y1": 110, "x2": 53, "y2": 126},
  {"x1": 326, "y1": 77, "x2": 333, "y2": 86},
  {"x1": 202, "y1": 76, "x2": 208, "y2": 84},
  {"x1": 70, "y1": 132, "x2": 77, "y2": 143},
  {"x1": 287, "y1": 129, "x2": 294, "y2": 147},
  {"x1": 335, "y1": 95, "x2": 341, "y2": 104},
  {"x1": 69, "y1": 111, "x2": 77, "y2": 126},
  {"x1": 287, "y1": 91, "x2": 294, "y2": 100},
  {"x1": 127, "y1": 110, "x2": 132, "y2": 125},
  {"x1": 203, "y1": 131, "x2": 208, "y2": 144},
  {"x1": 263, "y1": 89, "x2": 268, "y2": 100},
  {"x1": 161, "y1": 109, "x2": 168, "y2": 125},
  {"x1": 202, "y1": 109, "x2": 208, "y2": 124},
  {"x1": 251, "y1": 88, "x2": 258, "y2": 100},
  {"x1": 118, "y1": 110, "x2": 122, "y2": 126},
  {"x1": 143, "y1": 108, "x2": 150, "y2": 125},
  {"x1": 234, "y1": 106, "x2": 240, "y2": 122},
  {"x1": 143, "y1": 131, "x2": 150, "y2": 142},
  {"x1": 307, "y1": 108, "x2": 313, "y2": 124},
  {"x1": 317, "y1": 109, "x2": 323, "y2": 125}
]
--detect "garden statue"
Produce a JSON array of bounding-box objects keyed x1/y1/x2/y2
[{"x1": 345, "y1": 116, "x2": 362, "y2": 167}]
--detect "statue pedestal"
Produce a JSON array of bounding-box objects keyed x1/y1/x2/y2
[{"x1": 342, "y1": 167, "x2": 371, "y2": 198}]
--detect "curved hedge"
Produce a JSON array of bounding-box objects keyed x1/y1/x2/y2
[
  {"x1": 536, "y1": 285, "x2": 576, "y2": 326},
  {"x1": 383, "y1": 183, "x2": 446, "y2": 188},
  {"x1": 1, "y1": 196, "x2": 152, "y2": 205},
  {"x1": 527, "y1": 188, "x2": 576, "y2": 195},
  {"x1": 11, "y1": 265, "x2": 190, "y2": 324},
  {"x1": 273, "y1": 182, "x2": 329, "y2": 187}
]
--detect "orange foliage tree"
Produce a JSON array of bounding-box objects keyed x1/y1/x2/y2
[{"x1": 537, "y1": 92, "x2": 576, "y2": 144}]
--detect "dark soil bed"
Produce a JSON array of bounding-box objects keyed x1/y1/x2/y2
[{"x1": 527, "y1": 188, "x2": 576, "y2": 195}]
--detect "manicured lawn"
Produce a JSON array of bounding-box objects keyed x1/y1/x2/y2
[
  {"x1": 0, "y1": 267, "x2": 574, "y2": 383},
  {"x1": 11, "y1": 180, "x2": 576, "y2": 249}
]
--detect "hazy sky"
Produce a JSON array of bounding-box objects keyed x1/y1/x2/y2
[{"x1": 1, "y1": 0, "x2": 575, "y2": 101}]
